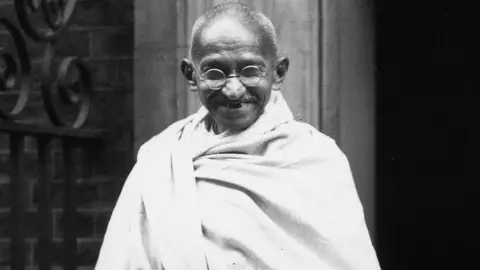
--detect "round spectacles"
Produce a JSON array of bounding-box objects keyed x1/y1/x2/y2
[{"x1": 196, "y1": 66, "x2": 267, "y2": 90}]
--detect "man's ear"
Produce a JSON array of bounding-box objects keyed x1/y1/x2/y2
[
  {"x1": 181, "y1": 58, "x2": 198, "y2": 91},
  {"x1": 273, "y1": 56, "x2": 289, "y2": 87}
]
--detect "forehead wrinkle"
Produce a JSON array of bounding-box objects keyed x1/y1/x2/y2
[
  {"x1": 202, "y1": 42, "x2": 261, "y2": 50},
  {"x1": 199, "y1": 45, "x2": 262, "y2": 56},
  {"x1": 198, "y1": 51, "x2": 268, "y2": 68},
  {"x1": 194, "y1": 40, "x2": 263, "y2": 65}
]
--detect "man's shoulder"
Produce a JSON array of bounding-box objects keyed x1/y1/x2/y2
[
  {"x1": 279, "y1": 120, "x2": 346, "y2": 158},
  {"x1": 137, "y1": 116, "x2": 193, "y2": 159}
]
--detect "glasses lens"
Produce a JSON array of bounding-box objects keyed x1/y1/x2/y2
[
  {"x1": 204, "y1": 69, "x2": 225, "y2": 89},
  {"x1": 240, "y1": 66, "x2": 262, "y2": 86}
]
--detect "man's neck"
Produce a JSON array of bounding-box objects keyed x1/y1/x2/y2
[{"x1": 205, "y1": 115, "x2": 221, "y2": 134}]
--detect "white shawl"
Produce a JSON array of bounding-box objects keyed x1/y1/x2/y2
[{"x1": 95, "y1": 91, "x2": 381, "y2": 270}]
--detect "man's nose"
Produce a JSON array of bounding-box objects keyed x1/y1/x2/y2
[{"x1": 221, "y1": 77, "x2": 245, "y2": 100}]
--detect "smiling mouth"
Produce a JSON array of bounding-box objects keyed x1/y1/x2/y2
[
  {"x1": 225, "y1": 102, "x2": 244, "y2": 109},
  {"x1": 222, "y1": 100, "x2": 257, "y2": 109},
  {"x1": 215, "y1": 98, "x2": 257, "y2": 110}
]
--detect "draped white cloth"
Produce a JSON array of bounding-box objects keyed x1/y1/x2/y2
[{"x1": 95, "y1": 91, "x2": 381, "y2": 270}]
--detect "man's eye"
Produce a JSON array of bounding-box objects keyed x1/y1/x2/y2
[
  {"x1": 205, "y1": 69, "x2": 225, "y2": 80},
  {"x1": 241, "y1": 66, "x2": 262, "y2": 77}
]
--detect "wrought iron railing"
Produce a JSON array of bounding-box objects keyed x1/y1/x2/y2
[{"x1": 1, "y1": 1, "x2": 103, "y2": 269}]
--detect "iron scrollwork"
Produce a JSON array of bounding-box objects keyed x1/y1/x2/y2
[
  {"x1": 0, "y1": 0, "x2": 93, "y2": 128},
  {"x1": 0, "y1": 18, "x2": 32, "y2": 119},
  {"x1": 41, "y1": 43, "x2": 93, "y2": 128},
  {"x1": 15, "y1": 0, "x2": 77, "y2": 41}
]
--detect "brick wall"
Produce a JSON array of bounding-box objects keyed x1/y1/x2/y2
[{"x1": 0, "y1": 0, "x2": 134, "y2": 269}]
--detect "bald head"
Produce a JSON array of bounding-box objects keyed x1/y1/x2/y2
[{"x1": 189, "y1": 2, "x2": 278, "y2": 61}]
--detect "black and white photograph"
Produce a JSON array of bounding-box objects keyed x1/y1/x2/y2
[{"x1": 0, "y1": 0, "x2": 477, "y2": 269}]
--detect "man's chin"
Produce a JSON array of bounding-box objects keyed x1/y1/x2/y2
[
  {"x1": 215, "y1": 117, "x2": 255, "y2": 133},
  {"x1": 211, "y1": 105, "x2": 257, "y2": 129}
]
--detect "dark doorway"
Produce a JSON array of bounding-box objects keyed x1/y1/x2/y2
[{"x1": 375, "y1": 1, "x2": 479, "y2": 269}]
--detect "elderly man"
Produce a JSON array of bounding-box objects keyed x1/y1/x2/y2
[{"x1": 96, "y1": 2, "x2": 381, "y2": 270}]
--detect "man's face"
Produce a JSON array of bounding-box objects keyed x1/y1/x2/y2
[{"x1": 191, "y1": 16, "x2": 277, "y2": 133}]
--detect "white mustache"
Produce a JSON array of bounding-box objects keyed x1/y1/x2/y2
[{"x1": 215, "y1": 95, "x2": 257, "y2": 104}]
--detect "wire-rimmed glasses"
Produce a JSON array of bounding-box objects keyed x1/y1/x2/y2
[{"x1": 194, "y1": 65, "x2": 267, "y2": 90}]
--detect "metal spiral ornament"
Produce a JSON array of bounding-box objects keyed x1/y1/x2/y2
[
  {"x1": 0, "y1": 0, "x2": 93, "y2": 128},
  {"x1": 41, "y1": 43, "x2": 93, "y2": 128},
  {"x1": 0, "y1": 18, "x2": 32, "y2": 120},
  {"x1": 15, "y1": 0, "x2": 77, "y2": 41}
]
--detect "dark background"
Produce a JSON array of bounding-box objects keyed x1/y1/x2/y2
[
  {"x1": 375, "y1": 1, "x2": 479, "y2": 269},
  {"x1": 0, "y1": 0, "x2": 133, "y2": 267}
]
